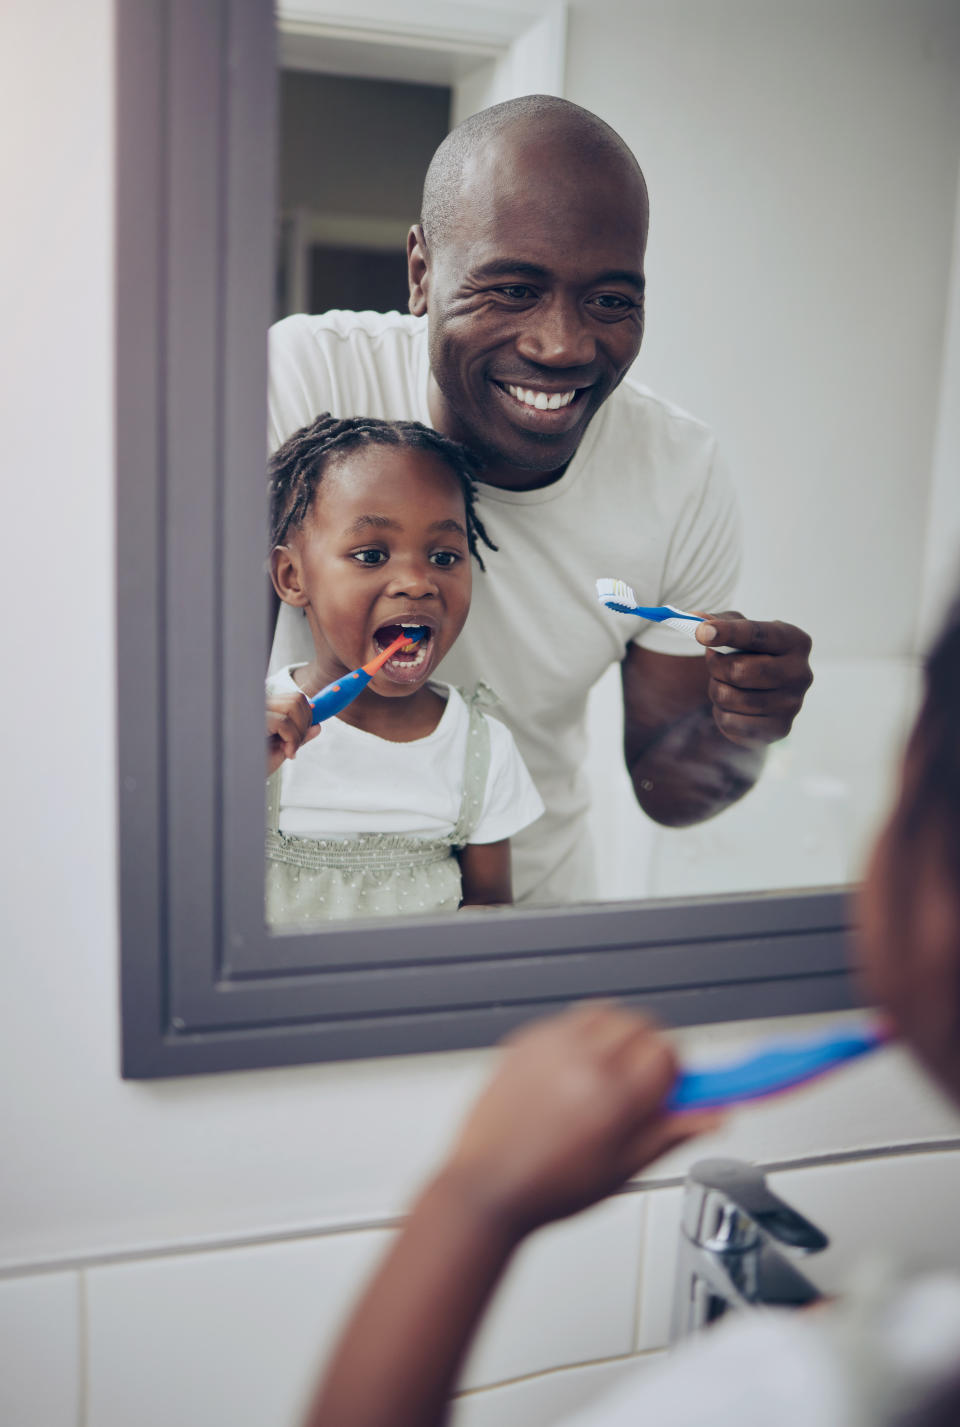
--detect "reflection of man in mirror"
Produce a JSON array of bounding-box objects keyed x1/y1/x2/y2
[{"x1": 268, "y1": 95, "x2": 813, "y2": 905}]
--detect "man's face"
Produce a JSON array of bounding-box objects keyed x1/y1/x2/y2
[{"x1": 410, "y1": 135, "x2": 648, "y2": 489}]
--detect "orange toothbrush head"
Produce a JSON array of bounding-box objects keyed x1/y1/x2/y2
[{"x1": 360, "y1": 628, "x2": 425, "y2": 676}]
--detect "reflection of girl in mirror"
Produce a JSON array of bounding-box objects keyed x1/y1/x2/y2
[
  {"x1": 303, "y1": 589, "x2": 960, "y2": 1425},
  {"x1": 265, "y1": 413, "x2": 543, "y2": 924}
]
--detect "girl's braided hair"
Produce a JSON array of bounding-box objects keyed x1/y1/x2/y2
[{"x1": 268, "y1": 413, "x2": 497, "y2": 570}]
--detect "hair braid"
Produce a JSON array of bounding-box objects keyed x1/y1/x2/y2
[{"x1": 268, "y1": 413, "x2": 497, "y2": 570}]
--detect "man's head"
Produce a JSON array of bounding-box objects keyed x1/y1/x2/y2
[{"x1": 408, "y1": 96, "x2": 649, "y2": 490}]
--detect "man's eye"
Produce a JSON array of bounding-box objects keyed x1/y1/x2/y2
[
  {"x1": 430, "y1": 550, "x2": 461, "y2": 568},
  {"x1": 590, "y1": 293, "x2": 635, "y2": 312},
  {"x1": 495, "y1": 285, "x2": 536, "y2": 301},
  {"x1": 352, "y1": 549, "x2": 387, "y2": 565}
]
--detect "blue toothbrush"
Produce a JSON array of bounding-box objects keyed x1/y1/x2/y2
[
  {"x1": 596, "y1": 577, "x2": 737, "y2": 652},
  {"x1": 668, "y1": 1020, "x2": 890, "y2": 1111},
  {"x1": 597, "y1": 576, "x2": 704, "y2": 633},
  {"x1": 308, "y1": 628, "x2": 425, "y2": 725}
]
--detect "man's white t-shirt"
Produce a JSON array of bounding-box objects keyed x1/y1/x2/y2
[
  {"x1": 268, "y1": 311, "x2": 740, "y2": 905},
  {"x1": 265, "y1": 672, "x2": 544, "y2": 844}
]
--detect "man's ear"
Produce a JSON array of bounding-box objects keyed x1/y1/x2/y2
[
  {"x1": 407, "y1": 224, "x2": 429, "y2": 316},
  {"x1": 270, "y1": 544, "x2": 309, "y2": 607}
]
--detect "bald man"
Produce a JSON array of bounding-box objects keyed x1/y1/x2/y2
[{"x1": 268, "y1": 95, "x2": 813, "y2": 906}]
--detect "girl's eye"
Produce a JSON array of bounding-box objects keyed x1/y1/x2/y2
[
  {"x1": 352, "y1": 549, "x2": 387, "y2": 565},
  {"x1": 430, "y1": 550, "x2": 461, "y2": 568}
]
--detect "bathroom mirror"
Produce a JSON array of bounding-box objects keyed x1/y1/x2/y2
[{"x1": 116, "y1": 0, "x2": 959, "y2": 1075}]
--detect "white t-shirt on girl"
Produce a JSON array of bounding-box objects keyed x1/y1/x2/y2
[{"x1": 267, "y1": 669, "x2": 545, "y2": 843}]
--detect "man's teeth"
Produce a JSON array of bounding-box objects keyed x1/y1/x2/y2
[{"x1": 506, "y1": 385, "x2": 576, "y2": 411}]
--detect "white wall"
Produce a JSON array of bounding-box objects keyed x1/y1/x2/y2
[
  {"x1": 2, "y1": 4, "x2": 960, "y2": 1427},
  {"x1": 569, "y1": 0, "x2": 960, "y2": 900},
  {"x1": 917, "y1": 147, "x2": 960, "y2": 649},
  {"x1": 567, "y1": 0, "x2": 960, "y2": 660}
]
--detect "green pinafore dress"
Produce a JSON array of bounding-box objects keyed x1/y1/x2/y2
[{"x1": 265, "y1": 692, "x2": 492, "y2": 925}]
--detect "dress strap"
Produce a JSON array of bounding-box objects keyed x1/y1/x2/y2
[
  {"x1": 266, "y1": 767, "x2": 282, "y2": 835},
  {"x1": 451, "y1": 691, "x2": 492, "y2": 847}
]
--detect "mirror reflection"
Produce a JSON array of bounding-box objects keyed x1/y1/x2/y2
[{"x1": 264, "y1": 14, "x2": 953, "y2": 923}]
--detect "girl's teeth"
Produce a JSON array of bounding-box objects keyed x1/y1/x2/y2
[{"x1": 507, "y1": 385, "x2": 575, "y2": 411}]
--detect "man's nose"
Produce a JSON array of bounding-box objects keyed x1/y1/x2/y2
[
  {"x1": 514, "y1": 295, "x2": 596, "y2": 369},
  {"x1": 385, "y1": 556, "x2": 438, "y2": 599}
]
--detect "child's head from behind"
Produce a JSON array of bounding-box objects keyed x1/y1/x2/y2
[
  {"x1": 269, "y1": 414, "x2": 496, "y2": 697},
  {"x1": 859, "y1": 588, "x2": 960, "y2": 1104}
]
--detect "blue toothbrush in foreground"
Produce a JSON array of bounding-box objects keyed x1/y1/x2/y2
[
  {"x1": 668, "y1": 1019, "x2": 890, "y2": 1111},
  {"x1": 308, "y1": 628, "x2": 426, "y2": 725}
]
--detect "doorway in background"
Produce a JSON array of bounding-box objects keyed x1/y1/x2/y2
[{"x1": 275, "y1": 70, "x2": 451, "y2": 318}]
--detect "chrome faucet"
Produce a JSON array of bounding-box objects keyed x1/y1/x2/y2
[{"x1": 671, "y1": 1158, "x2": 828, "y2": 1341}]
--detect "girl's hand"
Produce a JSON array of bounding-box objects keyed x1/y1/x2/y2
[
  {"x1": 444, "y1": 1003, "x2": 722, "y2": 1235},
  {"x1": 266, "y1": 691, "x2": 320, "y2": 775}
]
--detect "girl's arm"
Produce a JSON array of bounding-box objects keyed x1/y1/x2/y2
[
  {"x1": 459, "y1": 839, "x2": 512, "y2": 905},
  {"x1": 302, "y1": 1005, "x2": 722, "y2": 1427}
]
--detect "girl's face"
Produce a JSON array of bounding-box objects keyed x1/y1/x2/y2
[
  {"x1": 857, "y1": 735, "x2": 960, "y2": 1107},
  {"x1": 276, "y1": 444, "x2": 473, "y2": 698}
]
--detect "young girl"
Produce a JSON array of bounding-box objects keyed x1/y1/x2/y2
[
  {"x1": 265, "y1": 413, "x2": 544, "y2": 924},
  {"x1": 302, "y1": 588, "x2": 960, "y2": 1426}
]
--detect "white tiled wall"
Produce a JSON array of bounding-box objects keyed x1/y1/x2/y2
[
  {"x1": 4, "y1": 1146, "x2": 959, "y2": 1427},
  {"x1": 452, "y1": 1356, "x2": 663, "y2": 1427},
  {"x1": 85, "y1": 1231, "x2": 390, "y2": 1427},
  {"x1": 0, "y1": 1272, "x2": 80, "y2": 1427},
  {"x1": 767, "y1": 1151, "x2": 960, "y2": 1297},
  {"x1": 460, "y1": 1196, "x2": 644, "y2": 1389}
]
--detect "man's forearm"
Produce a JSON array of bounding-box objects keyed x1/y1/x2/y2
[
  {"x1": 303, "y1": 1166, "x2": 521, "y2": 1427},
  {"x1": 627, "y1": 702, "x2": 765, "y2": 827}
]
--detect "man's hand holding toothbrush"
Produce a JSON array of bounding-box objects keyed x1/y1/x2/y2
[
  {"x1": 694, "y1": 612, "x2": 814, "y2": 748},
  {"x1": 620, "y1": 607, "x2": 813, "y2": 829}
]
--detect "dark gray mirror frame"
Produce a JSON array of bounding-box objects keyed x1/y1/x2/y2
[{"x1": 116, "y1": 0, "x2": 858, "y2": 1079}]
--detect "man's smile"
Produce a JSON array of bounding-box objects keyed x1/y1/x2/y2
[
  {"x1": 504, "y1": 384, "x2": 577, "y2": 411},
  {"x1": 490, "y1": 379, "x2": 592, "y2": 432}
]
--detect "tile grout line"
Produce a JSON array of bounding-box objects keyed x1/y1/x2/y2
[
  {"x1": 630, "y1": 1194, "x2": 646, "y2": 1357},
  {"x1": 3, "y1": 1136, "x2": 959, "y2": 1282},
  {"x1": 76, "y1": 1269, "x2": 89, "y2": 1427},
  {"x1": 618, "y1": 1134, "x2": 960, "y2": 1194},
  {"x1": 453, "y1": 1347, "x2": 661, "y2": 1401}
]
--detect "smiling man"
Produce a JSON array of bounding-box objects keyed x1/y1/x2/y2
[{"x1": 268, "y1": 95, "x2": 813, "y2": 905}]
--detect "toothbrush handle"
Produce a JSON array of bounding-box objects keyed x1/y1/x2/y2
[
  {"x1": 307, "y1": 631, "x2": 419, "y2": 725},
  {"x1": 667, "y1": 1024, "x2": 886, "y2": 1110},
  {"x1": 309, "y1": 668, "x2": 371, "y2": 725}
]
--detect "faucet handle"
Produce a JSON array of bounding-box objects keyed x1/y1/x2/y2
[{"x1": 684, "y1": 1158, "x2": 829, "y2": 1254}]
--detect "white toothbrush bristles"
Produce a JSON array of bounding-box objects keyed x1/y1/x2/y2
[{"x1": 596, "y1": 576, "x2": 638, "y2": 608}]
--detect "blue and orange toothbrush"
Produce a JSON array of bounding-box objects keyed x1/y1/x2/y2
[
  {"x1": 308, "y1": 629, "x2": 425, "y2": 725},
  {"x1": 667, "y1": 1019, "x2": 891, "y2": 1111}
]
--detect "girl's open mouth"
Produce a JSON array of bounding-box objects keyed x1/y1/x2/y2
[{"x1": 372, "y1": 622, "x2": 434, "y2": 684}]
